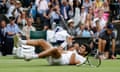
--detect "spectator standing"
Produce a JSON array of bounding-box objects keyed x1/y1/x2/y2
[
  {"x1": 60, "y1": 0, "x2": 71, "y2": 21},
  {"x1": 5, "y1": 16, "x2": 21, "y2": 55},
  {"x1": 0, "y1": 0, "x2": 8, "y2": 14},
  {"x1": 43, "y1": 3, "x2": 53, "y2": 30},
  {"x1": 36, "y1": 0, "x2": 48, "y2": 25},
  {"x1": 0, "y1": 20, "x2": 7, "y2": 56},
  {"x1": 73, "y1": 0, "x2": 82, "y2": 27},
  {"x1": 50, "y1": 5, "x2": 61, "y2": 28}
]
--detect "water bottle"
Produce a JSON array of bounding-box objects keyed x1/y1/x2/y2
[
  {"x1": 52, "y1": 22, "x2": 56, "y2": 30},
  {"x1": 22, "y1": 19, "x2": 26, "y2": 26}
]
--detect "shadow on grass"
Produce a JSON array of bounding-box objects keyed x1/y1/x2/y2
[
  {"x1": 116, "y1": 58, "x2": 120, "y2": 59},
  {"x1": 18, "y1": 64, "x2": 73, "y2": 68}
]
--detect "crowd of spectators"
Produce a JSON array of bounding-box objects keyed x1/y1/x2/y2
[{"x1": 0, "y1": 0, "x2": 120, "y2": 57}]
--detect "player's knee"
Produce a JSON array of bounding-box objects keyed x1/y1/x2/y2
[
  {"x1": 38, "y1": 39, "x2": 46, "y2": 43},
  {"x1": 38, "y1": 39, "x2": 45, "y2": 42}
]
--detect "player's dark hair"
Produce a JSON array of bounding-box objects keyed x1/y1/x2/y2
[{"x1": 82, "y1": 43, "x2": 91, "y2": 56}]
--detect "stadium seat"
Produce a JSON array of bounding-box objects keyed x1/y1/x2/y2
[
  {"x1": 30, "y1": 31, "x2": 47, "y2": 53},
  {"x1": 30, "y1": 31, "x2": 47, "y2": 40}
]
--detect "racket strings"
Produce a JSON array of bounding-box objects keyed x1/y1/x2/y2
[{"x1": 88, "y1": 56, "x2": 101, "y2": 67}]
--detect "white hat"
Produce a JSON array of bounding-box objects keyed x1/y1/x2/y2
[
  {"x1": 94, "y1": 18, "x2": 99, "y2": 22},
  {"x1": 16, "y1": 0, "x2": 21, "y2": 4},
  {"x1": 68, "y1": 19, "x2": 74, "y2": 24}
]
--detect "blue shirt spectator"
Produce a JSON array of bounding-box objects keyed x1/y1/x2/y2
[
  {"x1": 6, "y1": 23, "x2": 21, "y2": 38},
  {"x1": 4, "y1": 16, "x2": 21, "y2": 55},
  {"x1": 60, "y1": 1, "x2": 71, "y2": 20},
  {"x1": 51, "y1": 11, "x2": 60, "y2": 21},
  {"x1": 30, "y1": 3, "x2": 37, "y2": 20},
  {"x1": 82, "y1": 30, "x2": 92, "y2": 37},
  {"x1": 46, "y1": 0, "x2": 50, "y2": 3},
  {"x1": 6, "y1": 16, "x2": 21, "y2": 38}
]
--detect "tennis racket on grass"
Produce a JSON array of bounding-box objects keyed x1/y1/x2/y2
[
  {"x1": 85, "y1": 54, "x2": 101, "y2": 67},
  {"x1": 77, "y1": 49, "x2": 101, "y2": 67}
]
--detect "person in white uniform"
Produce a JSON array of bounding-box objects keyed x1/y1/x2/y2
[{"x1": 18, "y1": 39, "x2": 91, "y2": 65}]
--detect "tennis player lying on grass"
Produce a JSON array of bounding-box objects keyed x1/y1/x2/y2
[{"x1": 19, "y1": 39, "x2": 91, "y2": 65}]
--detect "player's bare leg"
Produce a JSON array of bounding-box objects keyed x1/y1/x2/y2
[
  {"x1": 98, "y1": 39, "x2": 107, "y2": 59},
  {"x1": 21, "y1": 39, "x2": 62, "y2": 61},
  {"x1": 101, "y1": 40, "x2": 106, "y2": 53},
  {"x1": 26, "y1": 39, "x2": 52, "y2": 50},
  {"x1": 25, "y1": 39, "x2": 61, "y2": 58},
  {"x1": 37, "y1": 48, "x2": 61, "y2": 59}
]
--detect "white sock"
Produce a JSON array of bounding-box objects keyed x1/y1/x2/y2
[{"x1": 32, "y1": 54, "x2": 39, "y2": 58}]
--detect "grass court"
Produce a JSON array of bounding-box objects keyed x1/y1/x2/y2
[{"x1": 0, "y1": 55, "x2": 120, "y2": 72}]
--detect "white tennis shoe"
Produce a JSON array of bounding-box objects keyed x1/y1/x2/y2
[{"x1": 24, "y1": 54, "x2": 33, "y2": 61}]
